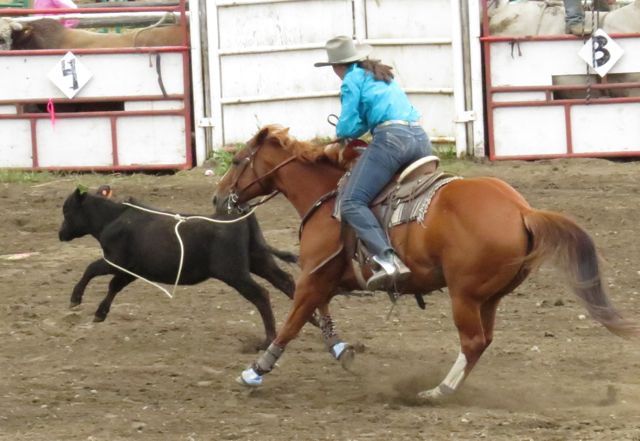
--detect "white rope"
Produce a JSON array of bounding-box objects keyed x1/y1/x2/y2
[
  {"x1": 103, "y1": 254, "x2": 175, "y2": 299},
  {"x1": 121, "y1": 201, "x2": 258, "y2": 224},
  {"x1": 102, "y1": 199, "x2": 264, "y2": 299}
]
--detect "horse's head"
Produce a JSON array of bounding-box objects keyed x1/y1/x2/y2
[{"x1": 213, "y1": 125, "x2": 298, "y2": 215}]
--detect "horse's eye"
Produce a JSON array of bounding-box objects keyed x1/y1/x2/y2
[{"x1": 231, "y1": 158, "x2": 240, "y2": 166}]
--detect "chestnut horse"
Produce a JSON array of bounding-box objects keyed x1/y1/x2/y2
[{"x1": 213, "y1": 125, "x2": 638, "y2": 401}]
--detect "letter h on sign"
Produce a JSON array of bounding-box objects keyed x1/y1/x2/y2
[
  {"x1": 48, "y1": 52, "x2": 93, "y2": 99},
  {"x1": 61, "y1": 58, "x2": 79, "y2": 91}
]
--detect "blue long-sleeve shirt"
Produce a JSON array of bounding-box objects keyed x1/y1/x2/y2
[{"x1": 336, "y1": 64, "x2": 421, "y2": 139}]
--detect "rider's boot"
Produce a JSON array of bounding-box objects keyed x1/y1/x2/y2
[
  {"x1": 566, "y1": 21, "x2": 593, "y2": 36},
  {"x1": 366, "y1": 250, "x2": 411, "y2": 291}
]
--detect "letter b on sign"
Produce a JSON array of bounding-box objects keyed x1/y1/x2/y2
[{"x1": 578, "y1": 29, "x2": 624, "y2": 78}]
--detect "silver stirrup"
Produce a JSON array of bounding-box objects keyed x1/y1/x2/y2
[{"x1": 371, "y1": 254, "x2": 396, "y2": 276}]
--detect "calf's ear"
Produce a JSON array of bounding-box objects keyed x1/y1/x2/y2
[{"x1": 74, "y1": 184, "x2": 88, "y2": 200}]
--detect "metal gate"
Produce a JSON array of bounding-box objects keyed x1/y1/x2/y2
[
  {"x1": 200, "y1": 0, "x2": 484, "y2": 158},
  {"x1": 482, "y1": 1, "x2": 640, "y2": 160},
  {"x1": 0, "y1": 2, "x2": 192, "y2": 170}
]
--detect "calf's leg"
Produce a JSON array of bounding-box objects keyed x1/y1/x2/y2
[
  {"x1": 94, "y1": 272, "x2": 135, "y2": 322},
  {"x1": 223, "y1": 274, "x2": 277, "y2": 349},
  {"x1": 250, "y1": 248, "x2": 321, "y2": 327},
  {"x1": 249, "y1": 250, "x2": 296, "y2": 298},
  {"x1": 70, "y1": 259, "x2": 115, "y2": 307}
]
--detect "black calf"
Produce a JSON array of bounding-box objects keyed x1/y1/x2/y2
[{"x1": 59, "y1": 187, "x2": 298, "y2": 348}]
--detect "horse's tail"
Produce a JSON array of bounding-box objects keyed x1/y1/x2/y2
[{"x1": 523, "y1": 209, "x2": 639, "y2": 338}]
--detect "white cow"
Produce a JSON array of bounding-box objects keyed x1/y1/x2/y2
[
  {"x1": 0, "y1": 18, "x2": 22, "y2": 50},
  {"x1": 489, "y1": 1, "x2": 640, "y2": 98},
  {"x1": 489, "y1": 0, "x2": 640, "y2": 36}
]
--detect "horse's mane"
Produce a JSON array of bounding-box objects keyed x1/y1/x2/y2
[{"x1": 258, "y1": 124, "x2": 327, "y2": 163}]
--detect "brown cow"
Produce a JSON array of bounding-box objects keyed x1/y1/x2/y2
[{"x1": 4, "y1": 18, "x2": 184, "y2": 49}]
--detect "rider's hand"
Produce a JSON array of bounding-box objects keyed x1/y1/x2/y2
[{"x1": 323, "y1": 141, "x2": 344, "y2": 164}]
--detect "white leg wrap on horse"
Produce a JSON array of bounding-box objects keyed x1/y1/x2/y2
[
  {"x1": 255, "y1": 343, "x2": 284, "y2": 373},
  {"x1": 237, "y1": 343, "x2": 284, "y2": 387},
  {"x1": 419, "y1": 352, "x2": 467, "y2": 400},
  {"x1": 331, "y1": 341, "x2": 348, "y2": 360}
]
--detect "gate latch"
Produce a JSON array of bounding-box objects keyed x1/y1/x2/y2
[
  {"x1": 455, "y1": 111, "x2": 476, "y2": 123},
  {"x1": 198, "y1": 117, "x2": 215, "y2": 128}
]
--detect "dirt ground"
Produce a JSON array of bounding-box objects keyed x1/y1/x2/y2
[{"x1": 1, "y1": 158, "x2": 640, "y2": 441}]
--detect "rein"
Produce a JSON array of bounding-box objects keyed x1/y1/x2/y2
[
  {"x1": 298, "y1": 189, "x2": 338, "y2": 239},
  {"x1": 233, "y1": 155, "x2": 297, "y2": 198},
  {"x1": 226, "y1": 137, "x2": 301, "y2": 211}
]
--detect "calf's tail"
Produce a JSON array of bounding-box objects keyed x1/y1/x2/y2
[
  {"x1": 268, "y1": 246, "x2": 298, "y2": 264},
  {"x1": 246, "y1": 213, "x2": 298, "y2": 264},
  {"x1": 523, "y1": 210, "x2": 639, "y2": 338}
]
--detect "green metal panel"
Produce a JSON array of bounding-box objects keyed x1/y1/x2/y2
[{"x1": 0, "y1": 0, "x2": 29, "y2": 8}]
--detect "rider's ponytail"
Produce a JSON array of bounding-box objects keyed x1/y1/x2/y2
[{"x1": 357, "y1": 59, "x2": 394, "y2": 83}]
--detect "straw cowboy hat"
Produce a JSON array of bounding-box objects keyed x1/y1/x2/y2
[{"x1": 314, "y1": 36, "x2": 372, "y2": 67}]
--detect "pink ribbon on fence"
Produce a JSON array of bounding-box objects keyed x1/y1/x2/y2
[{"x1": 46, "y1": 99, "x2": 56, "y2": 128}]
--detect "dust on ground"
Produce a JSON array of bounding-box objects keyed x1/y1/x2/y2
[{"x1": 1, "y1": 158, "x2": 640, "y2": 440}]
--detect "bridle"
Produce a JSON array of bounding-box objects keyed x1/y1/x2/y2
[{"x1": 225, "y1": 141, "x2": 297, "y2": 212}]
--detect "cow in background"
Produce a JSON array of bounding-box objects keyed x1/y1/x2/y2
[
  {"x1": 488, "y1": 0, "x2": 640, "y2": 36},
  {"x1": 0, "y1": 17, "x2": 183, "y2": 49},
  {"x1": 0, "y1": 18, "x2": 21, "y2": 50}
]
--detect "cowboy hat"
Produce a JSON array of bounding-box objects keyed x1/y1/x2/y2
[{"x1": 314, "y1": 35, "x2": 372, "y2": 67}]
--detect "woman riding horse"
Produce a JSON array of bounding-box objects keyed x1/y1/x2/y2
[
  {"x1": 213, "y1": 123, "x2": 638, "y2": 400},
  {"x1": 316, "y1": 35, "x2": 431, "y2": 291}
]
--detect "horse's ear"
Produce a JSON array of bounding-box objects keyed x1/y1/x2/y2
[
  {"x1": 269, "y1": 126, "x2": 291, "y2": 147},
  {"x1": 254, "y1": 126, "x2": 271, "y2": 146}
]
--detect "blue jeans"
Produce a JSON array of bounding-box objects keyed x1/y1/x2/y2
[
  {"x1": 564, "y1": 0, "x2": 584, "y2": 25},
  {"x1": 339, "y1": 124, "x2": 431, "y2": 257}
]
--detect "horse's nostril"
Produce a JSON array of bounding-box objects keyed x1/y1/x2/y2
[{"x1": 212, "y1": 195, "x2": 218, "y2": 206}]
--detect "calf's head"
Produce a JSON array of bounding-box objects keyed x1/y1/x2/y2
[
  {"x1": 59, "y1": 185, "x2": 115, "y2": 241},
  {"x1": 59, "y1": 187, "x2": 92, "y2": 242}
]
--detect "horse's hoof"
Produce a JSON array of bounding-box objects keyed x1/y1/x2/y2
[
  {"x1": 339, "y1": 346, "x2": 356, "y2": 371},
  {"x1": 93, "y1": 315, "x2": 106, "y2": 323},
  {"x1": 69, "y1": 301, "x2": 81, "y2": 309},
  {"x1": 417, "y1": 387, "x2": 444, "y2": 403},
  {"x1": 236, "y1": 367, "x2": 263, "y2": 387},
  {"x1": 331, "y1": 342, "x2": 355, "y2": 371}
]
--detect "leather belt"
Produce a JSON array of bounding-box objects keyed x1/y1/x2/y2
[{"x1": 375, "y1": 120, "x2": 422, "y2": 129}]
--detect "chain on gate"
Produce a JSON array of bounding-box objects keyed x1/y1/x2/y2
[{"x1": 584, "y1": 0, "x2": 601, "y2": 103}]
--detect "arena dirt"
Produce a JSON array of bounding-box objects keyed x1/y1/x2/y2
[{"x1": 1, "y1": 158, "x2": 639, "y2": 441}]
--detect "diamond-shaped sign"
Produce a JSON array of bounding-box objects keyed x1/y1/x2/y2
[
  {"x1": 48, "y1": 52, "x2": 92, "y2": 99},
  {"x1": 578, "y1": 29, "x2": 624, "y2": 77}
]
